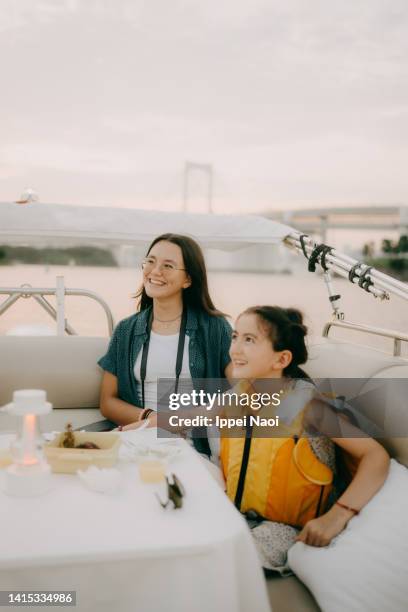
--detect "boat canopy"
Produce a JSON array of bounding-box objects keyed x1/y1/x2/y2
[
  {"x1": 0, "y1": 202, "x2": 292, "y2": 250},
  {"x1": 1, "y1": 201, "x2": 407, "y2": 304}
]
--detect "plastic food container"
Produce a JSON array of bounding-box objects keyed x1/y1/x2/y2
[{"x1": 44, "y1": 432, "x2": 121, "y2": 474}]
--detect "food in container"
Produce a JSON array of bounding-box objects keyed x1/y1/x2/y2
[{"x1": 44, "y1": 431, "x2": 121, "y2": 474}]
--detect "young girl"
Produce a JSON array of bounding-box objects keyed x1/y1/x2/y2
[{"x1": 220, "y1": 305, "x2": 390, "y2": 573}]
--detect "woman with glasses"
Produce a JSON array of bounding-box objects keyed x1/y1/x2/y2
[{"x1": 98, "y1": 233, "x2": 232, "y2": 455}]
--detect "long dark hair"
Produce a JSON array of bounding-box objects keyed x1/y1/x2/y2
[
  {"x1": 243, "y1": 305, "x2": 310, "y2": 379},
  {"x1": 136, "y1": 233, "x2": 225, "y2": 316}
]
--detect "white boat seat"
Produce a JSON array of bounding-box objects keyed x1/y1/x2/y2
[
  {"x1": 0, "y1": 336, "x2": 109, "y2": 430},
  {"x1": 307, "y1": 336, "x2": 408, "y2": 380},
  {"x1": 359, "y1": 367, "x2": 408, "y2": 469},
  {"x1": 0, "y1": 335, "x2": 109, "y2": 409},
  {"x1": 306, "y1": 337, "x2": 408, "y2": 469}
]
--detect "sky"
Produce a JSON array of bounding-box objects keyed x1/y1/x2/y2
[{"x1": 0, "y1": 0, "x2": 407, "y2": 215}]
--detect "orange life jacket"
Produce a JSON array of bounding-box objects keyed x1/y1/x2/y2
[{"x1": 220, "y1": 381, "x2": 334, "y2": 528}]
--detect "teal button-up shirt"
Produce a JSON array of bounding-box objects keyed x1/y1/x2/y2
[{"x1": 98, "y1": 305, "x2": 232, "y2": 409}]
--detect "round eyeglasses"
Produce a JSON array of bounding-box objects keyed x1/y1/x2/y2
[{"x1": 141, "y1": 258, "x2": 187, "y2": 274}]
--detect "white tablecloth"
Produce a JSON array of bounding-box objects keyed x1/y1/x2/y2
[{"x1": 0, "y1": 430, "x2": 270, "y2": 612}]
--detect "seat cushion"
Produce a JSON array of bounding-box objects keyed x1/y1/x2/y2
[
  {"x1": 306, "y1": 338, "x2": 408, "y2": 468},
  {"x1": 0, "y1": 336, "x2": 109, "y2": 409},
  {"x1": 288, "y1": 460, "x2": 408, "y2": 612},
  {"x1": 306, "y1": 337, "x2": 407, "y2": 380}
]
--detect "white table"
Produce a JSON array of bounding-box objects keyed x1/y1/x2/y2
[{"x1": 0, "y1": 430, "x2": 270, "y2": 612}]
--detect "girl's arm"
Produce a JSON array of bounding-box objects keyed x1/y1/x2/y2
[
  {"x1": 99, "y1": 371, "x2": 144, "y2": 426},
  {"x1": 297, "y1": 403, "x2": 390, "y2": 547}
]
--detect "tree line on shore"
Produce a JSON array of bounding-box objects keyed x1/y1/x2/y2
[
  {"x1": 362, "y1": 235, "x2": 408, "y2": 279},
  {"x1": 0, "y1": 245, "x2": 118, "y2": 267}
]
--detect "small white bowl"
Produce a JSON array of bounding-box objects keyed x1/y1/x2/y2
[{"x1": 77, "y1": 465, "x2": 123, "y2": 495}]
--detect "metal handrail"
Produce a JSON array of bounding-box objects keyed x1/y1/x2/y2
[
  {"x1": 322, "y1": 320, "x2": 408, "y2": 357},
  {"x1": 0, "y1": 282, "x2": 114, "y2": 336},
  {"x1": 285, "y1": 232, "x2": 408, "y2": 303}
]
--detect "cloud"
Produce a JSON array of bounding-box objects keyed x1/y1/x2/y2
[{"x1": 0, "y1": 1, "x2": 407, "y2": 212}]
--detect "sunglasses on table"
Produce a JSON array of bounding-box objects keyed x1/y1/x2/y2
[{"x1": 155, "y1": 473, "x2": 185, "y2": 509}]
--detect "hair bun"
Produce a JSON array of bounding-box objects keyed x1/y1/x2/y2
[
  {"x1": 285, "y1": 308, "x2": 307, "y2": 336},
  {"x1": 285, "y1": 308, "x2": 303, "y2": 325},
  {"x1": 291, "y1": 323, "x2": 307, "y2": 337}
]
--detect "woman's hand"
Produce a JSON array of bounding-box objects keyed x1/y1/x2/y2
[
  {"x1": 121, "y1": 421, "x2": 144, "y2": 431},
  {"x1": 122, "y1": 412, "x2": 158, "y2": 431},
  {"x1": 295, "y1": 504, "x2": 354, "y2": 547},
  {"x1": 145, "y1": 412, "x2": 157, "y2": 428}
]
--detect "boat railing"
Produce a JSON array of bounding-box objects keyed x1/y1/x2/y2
[
  {"x1": 323, "y1": 320, "x2": 408, "y2": 357},
  {"x1": 286, "y1": 232, "x2": 408, "y2": 303},
  {"x1": 0, "y1": 276, "x2": 114, "y2": 336}
]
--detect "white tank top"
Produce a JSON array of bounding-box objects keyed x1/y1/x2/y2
[{"x1": 134, "y1": 331, "x2": 192, "y2": 411}]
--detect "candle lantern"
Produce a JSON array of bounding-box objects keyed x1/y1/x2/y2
[{"x1": 5, "y1": 389, "x2": 53, "y2": 497}]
